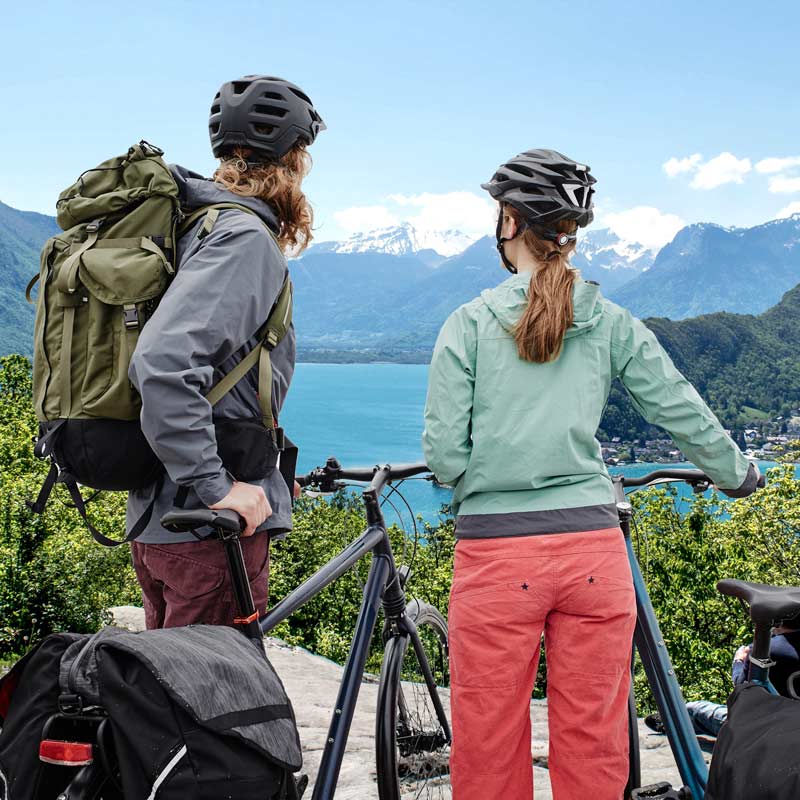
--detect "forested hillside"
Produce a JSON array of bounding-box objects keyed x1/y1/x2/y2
[
  {"x1": 601, "y1": 284, "x2": 800, "y2": 439},
  {"x1": 0, "y1": 201, "x2": 58, "y2": 354}
]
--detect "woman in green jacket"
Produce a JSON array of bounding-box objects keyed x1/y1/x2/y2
[{"x1": 422, "y1": 149, "x2": 758, "y2": 800}]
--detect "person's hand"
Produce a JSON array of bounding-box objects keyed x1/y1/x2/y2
[
  {"x1": 293, "y1": 481, "x2": 302, "y2": 500},
  {"x1": 734, "y1": 644, "x2": 751, "y2": 662},
  {"x1": 210, "y1": 482, "x2": 272, "y2": 537}
]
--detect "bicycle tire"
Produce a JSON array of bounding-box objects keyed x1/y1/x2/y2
[{"x1": 375, "y1": 599, "x2": 451, "y2": 800}]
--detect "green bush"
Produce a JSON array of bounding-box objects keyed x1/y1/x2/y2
[
  {"x1": 2, "y1": 352, "x2": 800, "y2": 720},
  {"x1": 0, "y1": 355, "x2": 140, "y2": 659},
  {"x1": 629, "y1": 464, "x2": 800, "y2": 710}
]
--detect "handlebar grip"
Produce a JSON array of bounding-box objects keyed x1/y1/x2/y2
[{"x1": 160, "y1": 508, "x2": 244, "y2": 534}]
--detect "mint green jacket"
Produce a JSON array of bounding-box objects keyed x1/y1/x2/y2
[{"x1": 422, "y1": 274, "x2": 755, "y2": 538}]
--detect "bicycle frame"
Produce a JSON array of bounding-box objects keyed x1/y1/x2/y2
[
  {"x1": 613, "y1": 476, "x2": 709, "y2": 799},
  {"x1": 258, "y1": 470, "x2": 448, "y2": 800}
]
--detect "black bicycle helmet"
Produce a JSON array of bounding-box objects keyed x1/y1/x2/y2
[
  {"x1": 209, "y1": 75, "x2": 326, "y2": 163},
  {"x1": 481, "y1": 148, "x2": 596, "y2": 273}
]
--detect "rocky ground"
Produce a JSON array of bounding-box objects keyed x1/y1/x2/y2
[{"x1": 109, "y1": 606, "x2": 701, "y2": 798}]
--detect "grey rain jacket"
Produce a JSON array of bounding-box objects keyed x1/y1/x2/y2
[{"x1": 126, "y1": 165, "x2": 295, "y2": 543}]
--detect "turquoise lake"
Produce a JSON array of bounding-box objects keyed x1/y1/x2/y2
[{"x1": 280, "y1": 363, "x2": 790, "y2": 525}]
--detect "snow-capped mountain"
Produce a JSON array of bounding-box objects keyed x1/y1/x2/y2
[
  {"x1": 611, "y1": 213, "x2": 800, "y2": 319},
  {"x1": 571, "y1": 228, "x2": 655, "y2": 291},
  {"x1": 311, "y1": 222, "x2": 476, "y2": 260}
]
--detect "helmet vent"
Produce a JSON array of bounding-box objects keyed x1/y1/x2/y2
[
  {"x1": 262, "y1": 91, "x2": 284, "y2": 100},
  {"x1": 210, "y1": 104, "x2": 220, "y2": 114},
  {"x1": 289, "y1": 87, "x2": 312, "y2": 104},
  {"x1": 253, "y1": 104, "x2": 288, "y2": 118},
  {"x1": 253, "y1": 123, "x2": 276, "y2": 136},
  {"x1": 507, "y1": 163, "x2": 533, "y2": 178},
  {"x1": 232, "y1": 81, "x2": 249, "y2": 95},
  {"x1": 209, "y1": 123, "x2": 220, "y2": 135}
]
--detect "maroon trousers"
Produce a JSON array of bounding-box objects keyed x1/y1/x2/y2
[{"x1": 130, "y1": 532, "x2": 270, "y2": 629}]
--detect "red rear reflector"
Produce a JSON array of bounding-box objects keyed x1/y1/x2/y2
[{"x1": 39, "y1": 739, "x2": 93, "y2": 766}]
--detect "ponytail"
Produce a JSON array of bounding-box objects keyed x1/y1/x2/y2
[{"x1": 505, "y1": 205, "x2": 578, "y2": 363}]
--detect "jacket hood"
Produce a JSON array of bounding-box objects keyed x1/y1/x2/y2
[
  {"x1": 170, "y1": 164, "x2": 279, "y2": 234},
  {"x1": 480, "y1": 272, "x2": 602, "y2": 339}
]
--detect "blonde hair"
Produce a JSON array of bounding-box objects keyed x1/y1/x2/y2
[
  {"x1": 213, "y1": 145, "x2": 314, "y2": 254},
  {"x1": 504, "y1": 204, "x2": 579, "y2": 363}
]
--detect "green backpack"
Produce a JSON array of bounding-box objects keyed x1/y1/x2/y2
[{"x1": 27, "y1": 141, "x2": 294, "y2": 545}]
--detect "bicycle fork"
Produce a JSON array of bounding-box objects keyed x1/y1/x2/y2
[{"x1": 384, "y1": 566, "x2": 452, "y2": 747}]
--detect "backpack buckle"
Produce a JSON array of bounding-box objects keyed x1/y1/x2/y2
[
  {"x1": 58, "y1": 693, "x2": 84, "y2": 715},
  {"x1": 123, "y1": 305, "x2": 139, "y2": 330},
  {"x1": 85, "y1": 218, "x2": 104, "y2": 233}
]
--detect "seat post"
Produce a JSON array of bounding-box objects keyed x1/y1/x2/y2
[
  {"x1": 748, "y1": 621, "x2": 776, "y2": 687},
  {"x1": 220, "y1": 533, "x2": 264, "y2": 651}
]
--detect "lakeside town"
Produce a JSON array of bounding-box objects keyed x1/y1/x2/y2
[{"x1": 601, "y1": 411, "x2": 800, "y2": 465}]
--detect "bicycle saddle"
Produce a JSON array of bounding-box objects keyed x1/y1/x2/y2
[
  {"x1": 160, "y1": 508, "x2": 243, "y2": 534},
  {"x1": 717, "y1": 579, "x2": 800, "y2": 625}
]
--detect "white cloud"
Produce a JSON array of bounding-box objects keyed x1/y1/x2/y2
[
  {"x1": 690, "y1": 152, "x2": 752, "y2": 189},
  {"x1": 777, "y1": 200, "x2": 800, "y2": 218},
  {"x1": 663, "y1": 154, "x2": 702, "y2": 177},
  {"x1": 386, "y1": 191, "x2": 496, "y2": 240},
  {"x1": 333, "y1": 205, "x2": 399, "y2": 234},
  {"x1": 602, "y1": 206, "x2": 686, "y2": 252},
  {"x1": 755, "y1": 156, "x2": 800, "y2": 174},
  {"x1": 768, "y1": 175, "x2": 800, "y2": 194},
  {"x1": 333, "y1": 191, "x2": 496, "y2": 241}
]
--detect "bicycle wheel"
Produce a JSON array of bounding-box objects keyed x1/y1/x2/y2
[{"x1": 376, "y1": 599, "x2": 451, "y2": 800}]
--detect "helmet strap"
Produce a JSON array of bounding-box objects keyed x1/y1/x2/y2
[
  {"x1": 535, "y1": 226, "x2": 577, "y2": 247},
  {"x1": 495, "y1": 213, "x2": 519, "y2": 274}
]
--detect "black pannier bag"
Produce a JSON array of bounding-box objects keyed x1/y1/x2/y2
[
  {"x1": 706, "y1": 682, "x2": 800, "y2": 799},
  {"x1": 0, "y1": 626, "x2": 304, "y2": 800},
  {"x1": 0, "y1": 633, "x2": 87, "y2": 800}
]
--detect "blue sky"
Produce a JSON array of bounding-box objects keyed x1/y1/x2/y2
[{"x1": 1, "y1": 0, "x2": 799, "y2": 249}]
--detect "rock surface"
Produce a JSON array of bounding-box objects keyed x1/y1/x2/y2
[{"x1": 109, "y1": 606, "x2": 701, "y2": 798}]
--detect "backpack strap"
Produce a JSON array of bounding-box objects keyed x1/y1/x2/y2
[
  {"x1": 180, "y1": 202, "x2": 293, "y2": 439},
  {"x1": 178, "y1": 202, "x2": 279, "y2": 245},
  {"x1": 204, "y1": 274, "x2": 293, "y2": 430},
  {"x1": 51, "y1": 222, "x2": 101, "y2": 418},
  {"x1": 60, "y1": 472, "x2": 165, "y2": 547},
  {"x1": 27, "y1": 460, "x2": 164, "y2": 547},
  {"x1": 25, "y1": 273, "x2": 40, "y2": 303}
]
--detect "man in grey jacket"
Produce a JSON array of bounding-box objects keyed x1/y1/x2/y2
[{"x1": 127, "y1": 75, "x2": 325, "y2": 629}]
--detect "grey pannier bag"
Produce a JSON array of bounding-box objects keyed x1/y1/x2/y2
[{"x1": 0, "y1": 625, "x2": 305, "y2": 799}]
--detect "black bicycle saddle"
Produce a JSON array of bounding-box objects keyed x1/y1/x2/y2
[
  {"x1": 160, "y1": 508, "x2": 243, "y2": 534},
  {"x1": 717, "y1": 579, "x2": 800, "y2": 625}
]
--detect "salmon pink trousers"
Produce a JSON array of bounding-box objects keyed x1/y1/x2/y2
[{"x1": 448, "y1": 527, "x2": 637, "y2": 799}]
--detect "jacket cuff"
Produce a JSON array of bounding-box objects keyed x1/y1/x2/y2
[
  {"x1": 191, "y1": 470, "x2": 235, "y2": 507},
  {"x1": 719, "y1": 462, "x2": 759, "y2": 499}
]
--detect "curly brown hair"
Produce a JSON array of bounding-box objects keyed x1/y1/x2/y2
[{"x1": 213, "y1": 145, "x2": 314, "y2": 254}]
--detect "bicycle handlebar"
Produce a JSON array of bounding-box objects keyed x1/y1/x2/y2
[
  {"x1": 620, "y1": 465, "x2": 766, "y2": 492},
  {"x1": 297, "y1": 457, "x2": 430, "y2": 495},
  {"x1": 618, "y1": 468, "x2": 710, "y2": 488}
]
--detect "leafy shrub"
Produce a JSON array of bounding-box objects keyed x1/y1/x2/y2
[
  {"x1": 0, "y1": 356, "x2": 140, "y2": 659},
  {"x1": 629, "y1": 464, "x2": 800, "y2": 710},
  {"x1": 2, "y1": 352, "x2": 799, "y2": 721}
]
